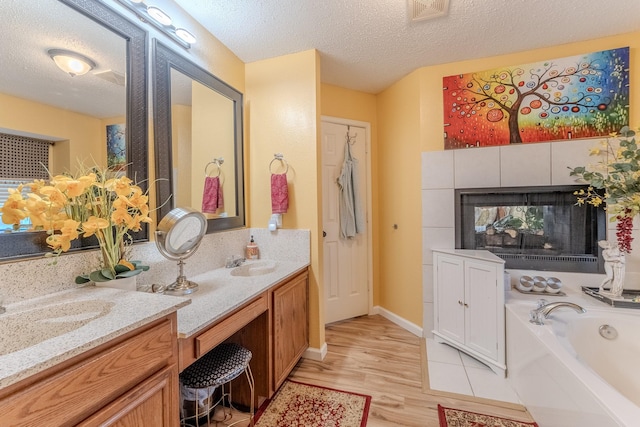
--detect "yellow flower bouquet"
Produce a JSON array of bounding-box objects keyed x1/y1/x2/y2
[{"x1": 1, "y1": 166, "x2": 151, "y2": 283}]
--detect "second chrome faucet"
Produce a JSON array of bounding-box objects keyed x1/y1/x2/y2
[{"x1": 530, "y1": 301, "x2": 586, "y2": 325}]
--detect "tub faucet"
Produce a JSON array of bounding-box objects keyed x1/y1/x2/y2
[{"x1": 530, "y1": 302, "x2": 586, "y2": 325}]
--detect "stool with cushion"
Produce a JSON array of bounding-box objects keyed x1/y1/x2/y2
[{"x1": 179, "y1": 342, "x2": 254, "y2": 427}]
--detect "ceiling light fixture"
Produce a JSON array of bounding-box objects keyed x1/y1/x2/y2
[
  {"x1": 175, "y1": 28, "x2": 197, "y2": 44},
  {"x1": 114, "y1": 0, "x2": 195, "y2": 49},
  {"x1": 147, "y1": 6, "x2": 172, "y2": 26},
  {"x1": 48, "y1": 49, "x2": 96, "y2": 77}
]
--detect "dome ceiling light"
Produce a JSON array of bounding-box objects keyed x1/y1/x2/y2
[{"x1": 48, "y1": 49, "x2": 96, "y2": 77}]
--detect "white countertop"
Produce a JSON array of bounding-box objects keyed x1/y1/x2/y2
[
  {"x1": 177, "y1": 260, "x2": 309, "y2": 338},
  {"x1": 0, "y1": 259, "x2": 309, "y2": 390},
  {"x1": 0, "y1": 286, "x2": 190, "y2": 389}
]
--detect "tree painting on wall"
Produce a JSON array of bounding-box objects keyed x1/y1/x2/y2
[
  {"x1": 442, "y1": 47, "x2": 629, "y2": 149},
  {"x1": 106, "y1": 123, "x2": 126, "y2": 171}
]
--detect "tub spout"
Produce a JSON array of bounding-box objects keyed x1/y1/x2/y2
[{"x1": 530, "y1": 302, "x2": 586, "y2": 325}]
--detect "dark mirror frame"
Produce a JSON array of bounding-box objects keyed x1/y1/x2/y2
[
  {"x1": 152, "y1": 39, "x2": 245, "y2": 233},
  {"x1": 0, "y1": 0, "x2": 148, "y2": 261}
]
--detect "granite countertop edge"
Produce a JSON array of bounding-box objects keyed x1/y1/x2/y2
[
  {"x1": 0, "y1": 286, "x2": 190, "y2": 390},
  {"x1": 177, "y1": 260, "x2": 310, "y2": 338}
]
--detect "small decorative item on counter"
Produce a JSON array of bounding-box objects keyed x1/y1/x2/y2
[
  {"x1": 246, "y1": 235, "x2": 259, "y2": 260},
  {"x1": 516, "y1": 276, "x2": 534, "y2": 292}
]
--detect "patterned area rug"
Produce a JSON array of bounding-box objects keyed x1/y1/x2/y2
[
  {"x1": 255, "y1": 380, "x2": 371, "y2": 426},
  {"x1": 438, "y1": 405, "x2": 539, "y2": 427}
]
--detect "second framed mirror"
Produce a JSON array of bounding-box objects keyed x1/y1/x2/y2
[{"x1": 153, "y1": 40, "x2": 245, "y2": 233}]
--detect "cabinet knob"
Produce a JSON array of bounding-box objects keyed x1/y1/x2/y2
[
  {"x1": 458, "y1": 300, "x2": 463, "y2": 305},
  {"x1": 464, "y1": 303, "x2": 469, "y2": 308}
]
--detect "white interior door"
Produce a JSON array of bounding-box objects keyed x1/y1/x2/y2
[{"x1": 322, "y1": 120, "x2": 369, "y2": 324}]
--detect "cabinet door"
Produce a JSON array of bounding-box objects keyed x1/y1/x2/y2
[
  {"x1": 272, "y1": 271, "x2": 309, "y2": 389},
  {"x1": 78, "y1": 365, "x2": 179, "y2": 427},
  {"x1": 464, "y1": 260, "x2": 499, "y2": 360},
  {"x1": 434, "y1": 254, "x2": 465, "y2": 344}
]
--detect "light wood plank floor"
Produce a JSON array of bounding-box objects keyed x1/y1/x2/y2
[
  {"x1": 289, "y1": 314, "x2": 537, "y2": 427},
  {"x1": 210, "y1": 314, "x2": 537, "y2": 426}
]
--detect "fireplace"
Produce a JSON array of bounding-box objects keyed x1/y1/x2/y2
[{"x1": 455, "y1": 186, "x2": 605, "y2": 273}]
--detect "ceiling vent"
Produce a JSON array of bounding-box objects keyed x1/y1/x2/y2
[
  {"x1": 93, "y1": 69, "x2": 125, "y2": 86},
  {"x1": 409, "y1": 0, "x2": 450, "y2": 21}
]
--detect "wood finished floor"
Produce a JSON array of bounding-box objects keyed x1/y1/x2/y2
[
  {"x1": 209, "y1": 314, "x2": 536, "y2": 426},
  {"x1": 289, "y1": 314, "x2": 537, "y2": 427}
]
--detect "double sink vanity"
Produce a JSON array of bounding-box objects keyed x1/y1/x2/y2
[{"x1": 0, "y1": 257, "x2": 309, "y2": 426}]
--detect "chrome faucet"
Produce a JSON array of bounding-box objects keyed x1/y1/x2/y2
[
  {"x1": 225, "y1": 255, "x2": 246, "y2": 268},
  {"x1": 530, "y1": 301, "x2": 586, "y2": 325}
]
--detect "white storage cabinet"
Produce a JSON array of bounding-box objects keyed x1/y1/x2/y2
[{"x1": 432, "y1": 249, "x2": 506, "y2": 376}]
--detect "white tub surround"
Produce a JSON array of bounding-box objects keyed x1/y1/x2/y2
[
  {"x1": 506, "y1": 288, "x2": 640, "y2": 427},
  {"x1": 421, "y1": 138, "x2": 640, "y2": 337}
]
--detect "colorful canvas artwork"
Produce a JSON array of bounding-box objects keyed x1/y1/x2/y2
[
  {"x1": 106, "y1": 123, "x2": 126, "y2": 171},
  {"x1": 443, "y1": 47, "x2": 629, "y2": 149}
]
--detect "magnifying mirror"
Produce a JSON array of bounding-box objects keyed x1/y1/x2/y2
[{"x1": 156, "y1": 207, "x2": 207, "y2": 295}]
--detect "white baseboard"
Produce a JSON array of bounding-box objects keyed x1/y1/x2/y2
[
  {"x1": 303, "y1": 342, "x2": 327, "y2": 361},
  {"x1": 371, "y1": 305, "x2": 423, "y2": 337}
]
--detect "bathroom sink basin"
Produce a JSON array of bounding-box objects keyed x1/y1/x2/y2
[
  {"x1": 230, "y1": 261, "x2": 277, "y2": 277},
  {"x1": 0, "y1": 299, "x2": 114, "y2": 355}
]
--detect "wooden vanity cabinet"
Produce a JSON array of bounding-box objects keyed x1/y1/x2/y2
[
  {"x1": 271, "y1": 269, "x2": 309, "y2": 390},
  {"x1": 0, "y1": 313, "x2": 179, "y2": 427}
]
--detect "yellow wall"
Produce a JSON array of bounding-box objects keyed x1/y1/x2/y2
[
  {"x1": 376, "y1": 71, "x2": 424, "y2": 326},
  {"x1": 245, "y1": 50, "x2": 324, "y2": 348},
  {"x1": 376, "y1": 31, "x2": 640, "y2": 327},
  {"x1": 0, "y1": 92, "x2": 105, "y2": 174},
  {"x1": 320, "y1": 84, "x2": 380, "y2": 304}
]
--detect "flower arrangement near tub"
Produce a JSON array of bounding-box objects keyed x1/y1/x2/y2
[
  {"x1": 569, "y1": 125, "x2": 639, "y2": 297},
  {"x1": 0, "y1": 165, "x2": 151, "y2": 285}
]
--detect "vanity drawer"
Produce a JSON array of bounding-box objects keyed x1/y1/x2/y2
[
  {"x1": 195, "y1": 294, "x2": 268, "y2": 358},
  {"x1": 0, "y1": 317, "x2": 175, "y2": 426}
]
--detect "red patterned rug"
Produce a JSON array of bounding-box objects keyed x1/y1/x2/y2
[
  {"x1": 438, "y1": 404, "x2": 539, "y2": 427},
  {"x1": 255, "y1": 380, "x2": 371, "y2": 426}
]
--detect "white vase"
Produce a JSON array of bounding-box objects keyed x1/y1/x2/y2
[{"x1": 95, "y1": 275, "x2": 137, "y2": 291}]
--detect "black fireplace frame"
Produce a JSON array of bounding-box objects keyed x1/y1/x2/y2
[{"x1": 455, "y1": 185, "x2": 606, "y2": 273}]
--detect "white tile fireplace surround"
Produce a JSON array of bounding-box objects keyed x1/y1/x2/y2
[{"x1": 421, "y1": 139, "x2": 640, "y2": 336}]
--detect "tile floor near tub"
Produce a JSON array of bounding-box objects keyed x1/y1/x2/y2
[{"x1": 426, "y1": 338, "x2": 521, "y2": 404}]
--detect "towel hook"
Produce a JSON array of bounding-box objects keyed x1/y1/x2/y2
[
  {"x1": 346, "y1": 125, "x2": 357, "y2": 145},
  {"x1": 204, "y1": 157, "x2": 224, "y2": 177},
  {"x1": 269, "y1": 153, "x2": 289, "y2": 174}
]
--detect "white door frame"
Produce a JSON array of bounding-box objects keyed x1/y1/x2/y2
[{"x1": 321, "y1": 115, "x2": 373, "y2": 321}]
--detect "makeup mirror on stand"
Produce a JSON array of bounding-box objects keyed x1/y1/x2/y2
[{"x1": 156, "y1": 207, "x2": 207, "y2": 295}]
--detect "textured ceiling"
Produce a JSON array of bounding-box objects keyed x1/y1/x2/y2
[
  {"x1": 173, "y1": 0, "x2": 640, "y2": 94},
  {"x1": 1, "y1": 0, "x2": 126, "y2": 120}
]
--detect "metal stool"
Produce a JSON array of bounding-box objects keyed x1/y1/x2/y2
[{"x1": 179, "y1": 342, "x2": 254, "y2": 427}]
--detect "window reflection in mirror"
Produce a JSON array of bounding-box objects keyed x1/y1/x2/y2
[{"x1": 170, "y1": 69, "x2": 237, "y2": 219}]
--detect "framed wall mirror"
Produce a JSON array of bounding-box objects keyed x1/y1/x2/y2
[
  {"x1": 153, "y1": 40, "x2": 245, "y2": 232},
  {"x1": 0, "y1": 0, "x2": 148, "y2": 260}
]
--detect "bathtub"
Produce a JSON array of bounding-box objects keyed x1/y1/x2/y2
[{"x1": 506, "y1": 302, "x2": 640, "y2": 427}]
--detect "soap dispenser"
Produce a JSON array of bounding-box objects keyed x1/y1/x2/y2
[{"x1": 246, "y1": 235, "x2": 259, "y2": 260}]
